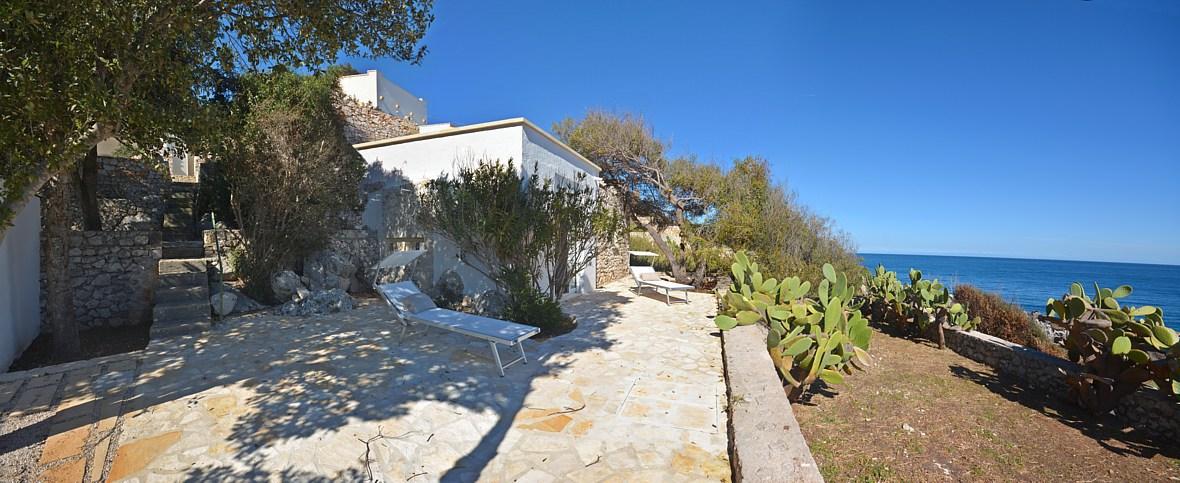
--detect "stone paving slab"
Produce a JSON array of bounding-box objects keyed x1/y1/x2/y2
[{"x1": 1, "y1": 282, "x2": 729, "y2": 482}]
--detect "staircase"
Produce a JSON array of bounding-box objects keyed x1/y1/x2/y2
[{"x1": 151, "y1": 182, "x2": 211, "y2": 338}]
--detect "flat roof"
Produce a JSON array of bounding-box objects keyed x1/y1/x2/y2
[{"x1": 352, "y1": 117, "x2": 600, "y2": 172}]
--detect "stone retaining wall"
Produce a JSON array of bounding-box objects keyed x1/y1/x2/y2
[
  {"x1": 41, "y1": 231, "x2": 161, "y2": 329},
  {"x1": 943, "y1": 327, "x2": 1180, "y2": 444},
  {"x1": 595, "y1": 189, "x2": 630, "y2": 288},
  {"x1": 721, "y1": 324, "x2": 823, "y2": 482}
]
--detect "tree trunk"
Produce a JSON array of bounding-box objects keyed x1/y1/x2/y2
[
  {"x1": 73, "y1": 146, "x2": 102, "y2": 230},
  {"x1": 636, "y1": 216, "x2": 690, "y2": 283},
  {"x1": 44, "y1": 176, "x2": 81, "y2": 360}
]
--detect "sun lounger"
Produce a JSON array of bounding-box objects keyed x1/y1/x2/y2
[
  {"x1": 629, "y1": 266, "x2": 693, "y2": 305},
  {"x1": 376, "y1": 281, "x2": 540, "y2": 376}
]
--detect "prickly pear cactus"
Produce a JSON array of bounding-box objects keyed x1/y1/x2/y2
[
  {"x1": 715, "y1": 251, "x2": 872, "y2": 402},
  {"x1": 1045, "y1": 282, "x2": 1179, "y2": 412}
]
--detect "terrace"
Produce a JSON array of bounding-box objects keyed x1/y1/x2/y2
[{"x1": 0, "y1": 282, "x2": 728, "y2": 482}]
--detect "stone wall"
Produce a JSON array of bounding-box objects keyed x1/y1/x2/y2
[
  {"x1": 721, "y1": 324, "x2": 823, "y2": 482},
  {"x1": 943, "y1": 327, "x2": 1180, "y2": 444},
  {"x1": 596, "y1": 188, "x2": 630, "y2": 287},
  {"x1": 202, "y1": 228, "x2": 382, "y2": 291},
  {"x1": 41, "y1": 231, "x2": 161, "y2": 330},
  {"x1": 89, "y1": 156, "x2": 168, "y2": 231},
  {"x1": 327, "y1": 229, "x2": 382, "y2": 290},
  {"x1": 334, "y1": 91, "x2": 418, "y2": 145}
]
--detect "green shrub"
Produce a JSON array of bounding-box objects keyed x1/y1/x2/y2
[
  {"x1": 500, "y1": 267, "x2": 575, "y2": 337},
  {"x1": 714, "y1": 252, "x2": 872, "y2": 402},
  {"x1": 953, "y1": 284, "x2": 1059, "y2": 355},
  {"x1": 213, "y1": 67, "x2": 365, "y2": 302}
]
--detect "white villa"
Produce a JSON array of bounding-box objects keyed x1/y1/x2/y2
[{"x1": 338, "y1": 70, "x2": 608, "y2": 298}]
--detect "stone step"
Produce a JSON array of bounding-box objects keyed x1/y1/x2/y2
[
  {"x1": 160, "y1": 258, "x2": 207, "y2": 275},
  {"x1": 153, "y1": 300, "x2": 209, "y2": 322},
  {"x1": 164, "y1": 228, "x2": 196, "y2": 242},
  {"x1": 162, "y1": 241, "x2": 204, "y2": 259},
  {"x1": 155, "y1": 285, "x2": 209, "y2": 305},
  {"x1": 150, "y1": 315, "x2": 211, "y2": 338},
  {"x1": 159, "y1": 272, "x2": 206, "y2": 287},
  {"x1": 163, "y1": 213, "x2": 194, "y2": 229}
]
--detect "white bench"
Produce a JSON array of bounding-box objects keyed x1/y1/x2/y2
[
  {"x1": 629, "y1": 266, "x2": 693, "y2": 305},
  {"x1": 376, "y1": 281, "x2": 540, "y2": 376}
]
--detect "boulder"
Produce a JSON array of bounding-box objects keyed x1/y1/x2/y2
[
  {"x1": 293, "y1": 286, "x2": 312, "y2": 302},
  {"x1": 272, "y1": 270, "x2": 304, "y2": 301},
  {"x1": 305, "y1": 250, "x2": 357, "y2": 292},
  {"x1": 274, "y1": 288, "x2": 355, "y2": 317},
  {"x1": 210, "y1": 292, "x2": 238, "y2": 317}
]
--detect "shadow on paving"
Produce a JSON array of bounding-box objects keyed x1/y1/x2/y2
[
  {"x1": 4, "y1": 289, "x2": 633, "y2": 481},
  {"x1": 948, "y1": 364, "x2": 1180, "y2": 460}
]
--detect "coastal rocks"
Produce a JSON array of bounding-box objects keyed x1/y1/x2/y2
[
  {"x1": 1030, "y1": 312, "x2": 1067, "y2": 346},
  {"x1": 273, "y1": 288, "x2": 355, "y2": 317}
]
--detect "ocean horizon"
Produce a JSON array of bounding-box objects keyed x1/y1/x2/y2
[{"x1": 860, "y1": 253, "x2": 1180, "y2": 331}]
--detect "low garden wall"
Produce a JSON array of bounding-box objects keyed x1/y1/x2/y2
[
  {"x1": 721, "y1": 324, "x2": 823, "y2": 482},
  {"x1": 42, "y1": 230, "x2": 161, "y2": 329},
  {"x1": 944, "y1": 327, "x2": 1180, "y2": 444}
]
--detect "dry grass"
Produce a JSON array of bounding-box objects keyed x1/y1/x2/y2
[
  {"x1": 954, "y1": 284, "x2": 1064, "y2": 356},
  {"x1": 794, "y1": 328, "x2": 1179, "y2": 482}
]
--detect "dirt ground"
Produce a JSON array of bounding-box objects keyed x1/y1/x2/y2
[
  {"x1": 7, "y1": 323, "x2": 149, "y2": 373},
  {"x1": 794, "y1": 327, "x2": 1180, "y2": 482}
]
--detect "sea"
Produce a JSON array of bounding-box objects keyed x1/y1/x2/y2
[{"x1": 859, "y1": 253, "x2": 1180, "y2": 331}]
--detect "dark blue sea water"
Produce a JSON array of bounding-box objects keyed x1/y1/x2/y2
[{"x1": 860, "y1": 253, "x2": 1180, "y2": 331}]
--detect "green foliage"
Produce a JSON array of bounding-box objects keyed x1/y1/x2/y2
[
  {"x1": 1044, "y1": 283, "x2": 1179, "y2": 411},
  {"x1": 708, "y1": 158, "x2": 864, "y2": 287},
  {"x1": 0, "y1": 0, "x2": 434, "y2": 239},
  {"x1": 556, "y1": 114, "x2": 860, "y2": 287},
  {"x1": 418, "y1": 160, "x2": 620, "y2": 335},
  {"x1": 953, "y1": 284, "x2": 1059, "y2": 354},
  {"x1": 628, "y1": 232, "x2": 731, "y2": 288},
  {"x1": 866, "y1": 267, "x2": 978, "y2": 335},
  {"x1": 212, "y1": 68, "x2": 365, "y2": 301},
  {"x1": 715, "y1": 251, "x2": 872, "y2": 402},
  {"x1": 418, "y1": 160, "x2": 620, "y2": 301},
  {"x1": 499, "y1": 267, "x2": 575, "y2": 336}
]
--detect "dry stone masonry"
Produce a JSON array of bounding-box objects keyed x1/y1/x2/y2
[
  {"x1": 943, "y1": 327, "x2": 1180, "y2": 445},
  {"x1": 41, "y1": 231, "x2": 161, "y2": 329},
  {"x1": 333, "y1": 91, "x2": 418, "y2": 145}
]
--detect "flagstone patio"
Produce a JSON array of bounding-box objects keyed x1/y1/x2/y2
[{"x1": 0, "y1": 281, "x2": 729, "y2": 482}]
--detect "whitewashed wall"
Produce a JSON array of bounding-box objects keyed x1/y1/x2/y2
[
  {"x1": 360, "y1": 125, "x2": 525, "y2": 183},
  {"x1": 338, "y1": 70, "x2": 427, "y2": 125},
  {"x1": 1, "y1": 198, "x2": 41, "y2": 371},
  {"x1": 357, "y1": 123, "x2": 601, "y2": 296}
]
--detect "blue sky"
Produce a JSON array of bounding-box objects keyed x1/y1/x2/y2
[{"x1": 345, "y1": 0, "x2": 1180, "y2": 265}]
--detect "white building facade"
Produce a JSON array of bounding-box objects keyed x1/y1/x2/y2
[{"x1": 353, "y1": 118, "x2": 603, "y2": 298}]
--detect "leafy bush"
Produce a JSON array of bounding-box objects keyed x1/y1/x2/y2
[
  {"x1": 212, "y1": 67, "x2": 365, "y2": 301},
  {"x1": 1044, "y1": 282, "x2": 1179, "y2": 412},
  {"x1": 953, "y1": 284, "x2": 1059, "y2": 354},
  {"x1": 500, "y1": 267, "x2": 574, "y2": 336},
  {"x1": 715, "y1": 252, "x2": 872, "y2": 402},
  {"x1": 418, "y1": 160, "x2": 619, "y2": 336}
]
